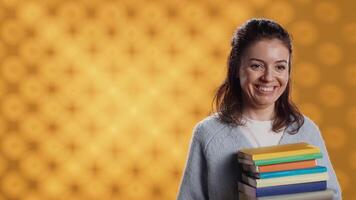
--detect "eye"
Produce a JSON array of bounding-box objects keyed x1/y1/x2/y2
[
  {"x1": 250, "y1": 64, "x2": 262, "y2": 70},
  {"x1": 276, "y1": 65, "x2": 286, "y2": 71}
]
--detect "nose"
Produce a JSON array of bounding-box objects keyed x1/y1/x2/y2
[{"x1": 261, "y1": 68, "x2": 273, "y2": 82}]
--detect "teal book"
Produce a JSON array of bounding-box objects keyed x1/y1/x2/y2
[
  {"x1": 239, "y1": 153, "x2": 323, "y2": 166},
  {"x1": 253, "y1": 166, "x2": 327, "y2": 179},
  {"x1": 242, "y1": 172, "x2": 329, "y2": 188}
]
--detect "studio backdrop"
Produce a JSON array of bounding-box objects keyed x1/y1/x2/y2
[{"x1": 0, "y1": 0, "x2": 355, "y2": 199}]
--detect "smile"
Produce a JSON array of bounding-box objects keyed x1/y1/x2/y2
[{"x1": 255, "y1": 85, "x2": 276, "y2": 93}]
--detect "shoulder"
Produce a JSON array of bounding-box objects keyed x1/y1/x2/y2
[
  {"x1": 295, "y1": 115, "x2": 323, "y2": 142},
  {"x1": 287, "y1": 114, "x2": 319, "y2": 134},
  {"x1": 192, "y1": 113, "x2": 232, "y2": 149},
  {"x1": 299, "y1": 115, "x2": 320, "y2": 132}
]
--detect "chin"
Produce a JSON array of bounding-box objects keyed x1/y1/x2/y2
[
  {"x1": 253, "y1": 98, "x2": 278, "y2": 108},
  {"x1": 255, "y1": 102, "x2": 275, "y2": 108}
]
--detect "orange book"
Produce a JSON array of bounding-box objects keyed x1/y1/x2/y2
[{"x1": 242, "y1": 159, "x2": 316, "y2": 173}]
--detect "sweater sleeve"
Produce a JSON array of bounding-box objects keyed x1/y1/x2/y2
[
  {"x1": 310, "y1": 125, "x2": 342, "y2": 200},
  {"x1": 177, "y1": 123, "x2": 209, "y2": 200}
]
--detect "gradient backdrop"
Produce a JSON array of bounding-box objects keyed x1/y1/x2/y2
[{"x1": 0, "y1": 0, "x2": 355, "y2": 199}]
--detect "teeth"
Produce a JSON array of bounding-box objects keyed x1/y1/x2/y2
[{"x1": 258, "y1": 86, "x2": 274, "y2": 92}]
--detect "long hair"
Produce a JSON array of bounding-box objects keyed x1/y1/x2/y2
[{"x1": 212, "y1": 18, "x2": 304, "y2": 134}]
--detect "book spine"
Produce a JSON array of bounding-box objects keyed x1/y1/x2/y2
[
  {"x1": 256, "y1": 181, "x2": 327, "y2": 197},
  {"x1": 256, "y1": 172, "x2": 329, "y2": 187},
  {"x1": 258, "y1": 159, "x2": 316, "y2": 173},
  {"x1": 259, "y1": 166, "x2": 327, "y2": 179},
  {"x1": 242, "y1": 160, "x2": 317, "y2": 174},
  {"x1": 254, "y1": 153, "x2": 322, "y2": 166},
  {"x1": 258, "y1": 189, "x2": 334, "y2": 200},
  {"x1": 252, "y1": 148, "x2": 320, "y2": 160}
]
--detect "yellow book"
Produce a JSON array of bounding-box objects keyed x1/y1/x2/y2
[{"x1": 238, "y1": 143, "x2": 320, "y2": 160}]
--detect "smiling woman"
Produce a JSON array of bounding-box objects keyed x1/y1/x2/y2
[
  {"x1": 177, "y1": 18, "x2": 342, "y2": 200},
  {"x1": 239, "y1": 39, "x2": 290, "y2": 119}
]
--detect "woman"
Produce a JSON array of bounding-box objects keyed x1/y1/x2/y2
[{"x1": 177, "y1": 18, "x2": 342, "y2": 200}]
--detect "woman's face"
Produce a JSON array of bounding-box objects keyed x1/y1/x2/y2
[{"x1": 238, "y1": 39, "x2": 290, "y2": 110}]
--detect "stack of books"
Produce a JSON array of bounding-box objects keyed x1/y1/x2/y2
[{"x1": 237, "y1": 143, "x2": 334, "y2": 200}]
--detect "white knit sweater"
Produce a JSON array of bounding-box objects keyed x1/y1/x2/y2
[{"x1": 177, "y1": 114, "x2": 342, "y2": 200}]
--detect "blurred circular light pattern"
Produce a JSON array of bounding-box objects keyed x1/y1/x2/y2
[
  {"x1": 248, "y1": 0, "x2": 269, "y2": 8},
  {"x1": 0, "y1": 0, "x2": 353, "y2": 199},
  {"x1": 1, "y1": 19, "x2": 26, "y2": 45},
  {"x1": 314, "y1": 2, "x2": 340, "y2": 23},
  {"x1": 290, "y1": 21, "x2": 318, "y2": 46},
  {"x1": 322, "y1": 126, "x2": 346, "y2": 149},
  {"x1": 1, "y1": 172, "x2": 27, "y2": 199},
  {"x1": 350, "y1": 151, "x2": 356, "y2": 170},
  {"x1": 1, "y1": 57, "x2": 26, "y2": 83},
  {"x1": 17, "y1": 1, "x2": 44, "y2": 25},
  {"x1": 0, "y1": 41, "x2": 5, "y2": 60},
  {"x1": 1, "y1": 95, "x2": 26, "y2": 120},
  {"x1": 316, "y1": 43, "x2": 342, "y2": 66},
  {"x1": 264, "y1": 1, "x2": 295, "y2": 25},
  {"x1": 1, "y1": 133, "x2": 27, "y2": 160},
  {"x1": 342, "y1": 22, "x2": 356, "y2": 44},
  {"x1": 345, "y1": 65, "x2": 356, "y2": 86},
  {"x1": 294, "y1": 62, "x2": 321, "y2": 87},
  {"x1": 318, "y1": 85, "x2": 345, "y2": 107},
  {"x1": 347, "y1": 107, "x2": 356, "y2": 128},
  {"x1": 300, "y1": 103, "x2": 323, "y2": 124}
]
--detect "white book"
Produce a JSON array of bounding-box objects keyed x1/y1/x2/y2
[{"x1": 242, "y1": 172, "x2": 329, "y2": 188}]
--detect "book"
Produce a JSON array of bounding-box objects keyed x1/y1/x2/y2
[
  {"x1": 238, "y1": 181, "x2": 327, "y2": 197},
  {"x1": 238, "y1": 153, "x2": 322, "y2": 166},
  {"x1": 238, "y1": 143, "x2": 320, "y2": 160},
  {"x1": 242, "y1": 172, "x2": 329, "y2": 188},
  {"x1": 251, "y1": 166, "x2": 327, "y2": 179},
  {"x1": 242, "y1": 159, "x2": 317, "y2": 173},
  {"x1": 238, "y1": 189, "x2": 334, "y2": 200}
]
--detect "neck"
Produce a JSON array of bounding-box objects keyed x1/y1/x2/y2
[{"x1": 242, "y1": 104, "x2": 275, "y2": 121}]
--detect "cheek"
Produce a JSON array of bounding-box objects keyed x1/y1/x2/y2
[
  {"x1": 278, "y1": 73, "x2": 289, "y2": 86},
  {"x1": 239, "y1": 70, "x2": 257, "y2": 86},
  {"x1": 238, "y1": 70, "x2": 247, "y2": 86},
  {"x1": 239, "y1": 76, "x2": 248, "y2": 87}
]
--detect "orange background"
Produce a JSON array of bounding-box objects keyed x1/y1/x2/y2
[{"x1": 0, "y1": 0, "x2": 355, "y2": 199}]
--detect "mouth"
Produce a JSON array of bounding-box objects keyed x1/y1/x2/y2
[{"x1": 254, "y1": 85, "x2": 277, "y2": 93}]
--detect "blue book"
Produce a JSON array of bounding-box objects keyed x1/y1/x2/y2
[
  {"x1": 238, "y1": 181, "x2": 327, "y2": 197},
  {"x1": 254, "y1": 166, "x2": 327, "y2": 179},
  {"x1": 239, "y1": 189, "x2": 334, "y2": 200}
]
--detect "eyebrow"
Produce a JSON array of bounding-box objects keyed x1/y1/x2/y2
[{"x1": 249, "y1": 58, "x2": 288, "y2": 64}]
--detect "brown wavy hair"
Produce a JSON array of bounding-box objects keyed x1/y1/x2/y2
[{"x1": 212, "y1": 18, "x2": 304, "y2": 134}]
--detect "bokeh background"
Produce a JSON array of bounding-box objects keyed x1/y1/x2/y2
[{"x1": 0, "y1": 0, "x2": 355, "y2": 199}]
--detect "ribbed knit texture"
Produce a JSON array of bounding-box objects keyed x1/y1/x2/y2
[{"x1": 177, "y1": 114, "x2": 342, "y2": 200}]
